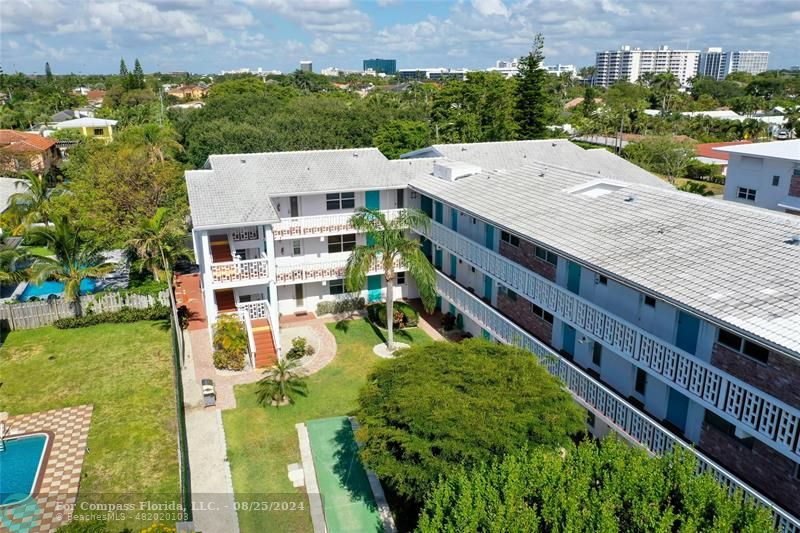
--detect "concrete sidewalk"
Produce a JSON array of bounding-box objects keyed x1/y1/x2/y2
[{"x1": 182, "y1": 330, "x2": 240, "y2": 533}]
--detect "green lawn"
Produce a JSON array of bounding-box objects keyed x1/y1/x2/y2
[
  {"x1": 0, "y1": 322, "x2": 179, "y2": 528},
  {"x1": 675, "y1": 177, "x2": 725, "y2": 195},
  {"x1": 223, "y1": 318, "x2": 433, "y2": 533}
]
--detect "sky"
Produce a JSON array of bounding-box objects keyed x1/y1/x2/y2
[{"x1": 1, "y1": 0, "x2": 799, "y2": 75}]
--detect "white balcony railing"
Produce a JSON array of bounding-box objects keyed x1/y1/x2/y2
[
  {"x1": 210, "y1": 254, "x2": 270, "y2": 285},
  {"x1": 237, "y1": 298, "x2": 281, "y2": 360},
  {"x1": 230, "y1": 226, "x2": 260, "y2": 242},
  {"x1": 237, "y1": 309, "x2": 257, "y2": 369},
  {"x1": 274, "y1": 256, "x2": 404, "y2": 286},
  {"x1": 421, "y1": 220, "x2": 800, "y2": 465},
  {"x1": 435, "y1": 272, "x2": 800, "y2": 533},
  {"x1": 272, "y1": 209, "x2": 404, "y2": 241}
]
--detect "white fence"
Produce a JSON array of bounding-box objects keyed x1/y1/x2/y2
[{"x1": 0, "y1": 290, "x2": 170, "y2": 330}]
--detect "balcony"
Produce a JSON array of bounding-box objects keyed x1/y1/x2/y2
[
  {"x1": 210, "y1": 254, "x2": 270, "y2": 286},
  {"x1": 272, "y1": 209, "x2": 404, "y2": 241},
  {"x1": 420, "y1": 220, "x2": 800, "y2": 465},
  {"x1": 275, "y1": 255, "x2": 404, "y2": 286},
  {"x1": 435, "y1": 272, "x2": 800, "y2": 533}
]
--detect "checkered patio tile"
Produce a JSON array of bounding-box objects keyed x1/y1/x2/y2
[{"x1": 1, "y1": 405, "x2": 93, "y2": 533}]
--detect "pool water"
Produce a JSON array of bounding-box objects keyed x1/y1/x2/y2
[
  {"x1": 18, "y1": 279, "x2": 97, "y2": 302},
  {"x1": 0, "y1": 434, "x2": 48, "y2": 506}
]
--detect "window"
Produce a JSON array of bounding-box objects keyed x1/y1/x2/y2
[
  {"x1": 737, "y1": 187, "x2": 756, "y2": 201},
  {"x1": 534, "y1": 245, "x2": 558, "y2": 265},
  {"x1": 396, "y1": 189, "x2": 404, "y2": 208},
  {"x1": 704, "y1": 411, "x2": 755, "y2": 449},
  {"x1": 329, "y1": 279, "x2": 345, "y2": 295},
  {"x1": 772, "y1": 175, "x2": 780, "y2": 187},
  {"x1": 635, "y1": 368, "x2": 647, "y2": 395},
  {"x1": 592, "y1": 341, "x2": 603, "y2": 366},
  {"x1": 597, "y1": 274, "x2": 608, "y2": 285},
  {"x1": 410, "y1": 190, "x2": 418, "y2": 199},
  {"x1": 506, "y1": 288, "x2": 518, "y2": 302},
  {"x1": 717, "y1": 328, "x2": 770, "y2": 364},
  {"x1": 93, "y1": 128, "x2": 104, "y2": 135},
  {"x1": 500, "y1": 231, "x2": 520, "y2": 247},
  {"x1": 644, "y1": 295, "x2": 656, "y2": 307},
  {"x1": 326, "y1": 192, "x2": 355, "y2": 210},
  {"x1": 327, "y1": 234, "x2": 356, "y2": 253},
  {"x1": 292, "y1": 239, "x2": 301, "y2": 256},
  {"x1": 530, "y1": 302, "x2": 554, "y2": 324},
  {"x1": 396, "y1": 272, "x2": 406, "y2": 285}
]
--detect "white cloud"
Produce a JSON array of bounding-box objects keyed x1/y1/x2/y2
[
  {"x1": 310, "y1": 38, "x2": 331, "y2": 54},
  {"x1": 600, "y1": 0, "x2": 630, "y2": 16},
  {"x1": 472, "y1": 0, "x2": 509, "y2": 17}
]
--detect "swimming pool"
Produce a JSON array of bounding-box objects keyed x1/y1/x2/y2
[
  {"x1": 0, "y1": 433, "x2": 49, "y2": 506},
  {"x1": 18, "y1": 279, "x2": 97, "y2": 302}
]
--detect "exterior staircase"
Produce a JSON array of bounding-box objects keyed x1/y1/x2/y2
[
  {"x1": 215, "y1": 289, "x2": 236, "y2": 313},
  {"x1": 210, "y1": 238, "x2": 232, "y2": 263},
  {"x1": 251, "y1": 318, "x2": 277, "y2": 368}
]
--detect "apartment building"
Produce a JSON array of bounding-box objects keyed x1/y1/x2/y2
[
  {"x1": 594, "y1": 45, "x2": 700, "y2": 87},
  {"x1": 699, "y1": 48, "x2": 771, "y2": 80},
  {"x1": 718, "y1": 139, "x2": 800, "y2": 214},
  {"x1": 186, "y1": 140, "x2": 800, "y2": 530}
]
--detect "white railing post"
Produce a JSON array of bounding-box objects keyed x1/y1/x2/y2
[{"x1": 238, "y1": 309, "x2": 256, "y2": 369}]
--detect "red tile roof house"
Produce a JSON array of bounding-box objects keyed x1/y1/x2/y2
[
  {"x1": 694, "y1": 141, "x2": 753, "y2": 175},
  {"x1": 0, "y1": 130, "x2": 60, "y2": 174}
]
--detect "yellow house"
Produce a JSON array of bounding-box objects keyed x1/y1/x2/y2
[{"x1": 52, "y1": 118, "x2": 117, "y2": 143}]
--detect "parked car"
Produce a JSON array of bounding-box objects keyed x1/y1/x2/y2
[{"x1": 775, "y1": 130, "x2": 790, "y2": 140}]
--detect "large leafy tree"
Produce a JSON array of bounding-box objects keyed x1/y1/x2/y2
[
  {"x1": 514, "y1": 33, "x2": 550, "y2": 139},
  {"x1": 418, "y1": 438, "x2": 772, "y2": 532},
  {"x1": 354, "y1": 339, "x2": 585, "y2": 501},
  {"x1": 28, "y1": 216, "x2": 114, "y2": 314},
  {"x1": 373, "y1": 119, "x2": 431, "y2": 159},
  {"x1": 622, "y1": 136, "x2": 696, "y2": 184},
  {"x1": 344, "y1": 207, "x2": 436, "y2": 349}
]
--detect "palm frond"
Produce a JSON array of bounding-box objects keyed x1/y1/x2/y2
[
  {"x1": 402, "y1": 245, "x2": 438, "y2": 312},
  {"x1": 345, "y1": 244, "x2": 377, "y2": 293}
]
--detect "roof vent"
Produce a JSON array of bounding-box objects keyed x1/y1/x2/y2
[
  {"x1": 785, "y1": 235, "x2": 800, "y2": 246},
  {"x1": 353, "y1": 152, "x2": 359, "y2": 158},
  {"x1": 433, "y1": 161, "x2": 481, "y2": 182},
  {"x1": 239, "y1": 158, "x2": 246, "y2": 164},
  {"x1": 624, "y1": 195, "x2": 635, "y2": 202}
]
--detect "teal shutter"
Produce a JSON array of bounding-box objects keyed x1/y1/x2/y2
[
  {"x1": 367, "y1": 275, "x2": 382, "y2": 302},
  {"x1": 450, "y1": 255, "x2": 457, "y2": 277},
  {"x1": 434, "y1": 201, "x2": 443, "y2": 224},
  {"x1": 450, "y1": 208, "x2": 458, "y2": 231},
  {"x1": 365, "y1": 190, "x2": 380, "y2": 210},
  {"x1": 484, "y1": 224, "x2": 494, "y2": 250},
  {"x1": 421, "y1": 195, "x2": 433, "y2": 217}
]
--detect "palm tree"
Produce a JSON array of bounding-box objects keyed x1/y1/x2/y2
[
  {"x1": 0, "y1": 243, "x2": 29, "y2": 284},
  {"x1": 677, "y1": 181, "x2": 714, "y2": 196},
  {"x1": 27, "y1": 216, "x2": 114, "y2": 315},
  {"x1": 126, "y1": 207, "x2": 189, "y2": 281},
  {"x1": 6, "y1": 171, "x2": 55, "y2": 234},
  {"x1": 344, "y1": 208, "x2": 437, "y2": 350},
  {"x1": 255, "y1": 358, "x2": 308, "y2": 407},
  {"x1": 118, "y1": 124, "x2": 183, "y2": 163}
]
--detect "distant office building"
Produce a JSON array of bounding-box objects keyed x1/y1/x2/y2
[
  {"x1": 487, "y1": 60, "x2": 577, "y2": 79},
  {"x1": 544, "y1": 64, "x2": 578, "y2": 77},
  {"x1": 363, "y1": 58, "x2": 396, "y2": 75},
  {"x1": 397, "y1": 68, "x2": 471, "y2": 82},
  {"x1": 699, "y1": 48, "x2": 769, "y2": 80},
  {"x1": 300, "y1": 61, "x2": 312, "y2": 73},
  {"x1": 594, "y1": 45, "x2": 700, "y2": 87}
]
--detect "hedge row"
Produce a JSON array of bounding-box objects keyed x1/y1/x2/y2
[
  {"x1": 53, "y1": 305, "x2": 171, "y2": 329},
  {"x1": 367, "y1": 301, "x2": 419, "y2": 329}
]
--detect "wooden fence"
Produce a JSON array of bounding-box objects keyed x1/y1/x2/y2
[{"x1": 0, "y1": 290, "x2": 170, "y2": 330}]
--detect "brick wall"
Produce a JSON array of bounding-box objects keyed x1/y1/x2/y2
[
  {"x1": 499, "y1": 239, "x2": 556, "y2": 282},
  {"x1": 789, "y1": 174, "x2": 800, "y2": 197},
  {"x1": 699, "y1": 425, "x2": 800, "y2": 516},
  {"x1": 711, "y1": 343, "x2": 800, "y2": 409},
  {"x1": 496, "y1": 292, "x2": 553, "y2": 345}
]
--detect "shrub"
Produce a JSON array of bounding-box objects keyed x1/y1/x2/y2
[
  {"x1": 286, "y1": 336, "x2": 315, "y2": 360},
  {"x1": 53, "y1": 305, "x2": 170, "y2": 329},
  {"x1": 316, "y1": 296, "x2": 366, "y2": 315},
  {"x1": 441, "y1": 312, "x2": 456, "y2": 331},
  {"x1": 367, "y1": 301, "x2": 419, "y2": 329},
  {"x1": 212, "y1": 314, "x2": 247, "y2": 371}
]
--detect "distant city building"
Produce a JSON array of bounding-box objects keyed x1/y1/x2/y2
[
  {"x1": 487, "y1": 59, "x2": 577, "y2": 79},
  {"x1": 699, "y1": 48, "x2": 770, "y2": 80},
  {"x1": 362, "y1": 58, "x2": 396, "y2": 75},
  {"x1": 397, "y1": 68, "x2": 471, "y2": 82},
  {"x1": 300, "y1": 60, "x2": 313, "y2": 73},
  {"x1": 593, "y1": 45, "x2": 700, "y2": 87},
  {"x1": 544, "y1": 64, "x2": 578, "y2": 77}
]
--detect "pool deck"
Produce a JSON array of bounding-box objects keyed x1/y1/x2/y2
[{"x1": 1, "y1": 405, "x2": 93, "y2": 533}]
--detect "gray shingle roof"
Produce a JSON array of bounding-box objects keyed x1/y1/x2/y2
[
  {"x1": 186, "y1": 148, "x2": 437, "y2": 228},
  {"x1": 410, "y1": 163, "x2": 800, "y2": 359},
  {"x1": 402, "y1": 140, "x2": 671, "y2": 189}
]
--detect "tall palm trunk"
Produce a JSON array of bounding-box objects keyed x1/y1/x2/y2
[{"x1": 386, "y1": 274, "x2": 395, "y2": 350}]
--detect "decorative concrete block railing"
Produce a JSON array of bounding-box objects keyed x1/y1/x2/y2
[
  {"x1": 435, "y1": 272, "x2": 800, "y2": 533},
  {"x1": 272, "y1": 209, "x2": 404, "y2": 241},
  {"x1": 210, "y1": 255, "x2": 270, "y2": 285},
  {"x1": 422, "y1": 220, "x2": 800, "y2": 465},
  {"x1": 274, "y1": 256, "x2": 405, "y2": 286}
]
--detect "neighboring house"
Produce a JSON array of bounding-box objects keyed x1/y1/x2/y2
[
  {"x1": 52, "y1": 118, "x2": 117, "y2": 143},
  {"x1": 168, "y1": 85, "x2": 208, "y2": 100},
  {"x1": 0, "y1": 130, "x2": 59, "y2": 173},
  {"x1": 168, "y1": 101, "x2": 205, "y2": 110},
  {"x1": 186, "y1": 139, "x2": 800, "y2": 525},
  {"x1": 564, "y1": 96, "x2": 603, "y2": 110},
  {"x1": 87, "y1": 90, "x2": 106, "y2": 107},
  {"x1": 717, "y1": 139, "x2": 800, "y2": 214},
  {"x1": 694, "y1": 140, "x2": 753, "y2": 175}
]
